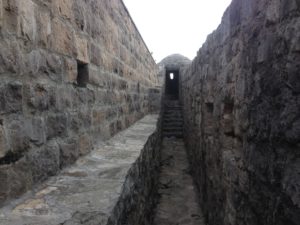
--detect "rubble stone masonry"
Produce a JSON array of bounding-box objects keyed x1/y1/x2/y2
[
  {"x1": 182, "y1": 0, "x2": 300, "y2": 224},
  {"x1": 0, "y1": 0, "x2": 159, "y2": 205}
]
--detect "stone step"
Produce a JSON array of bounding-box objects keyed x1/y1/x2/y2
[
  {"x1": 163, "y1": 125, "x2": 183, "y2": 130},
  {"x1": 164, "y1": 112, "x2": 182, "y2": 115},
  {"x1": 163, "y1": 122, "x2": 183, "y2": 127},
  {"x1": 163, "y1": 117, "x2": 183, "y2": 121},
  {"x1": 164, "y1": 108, "x2": 182, "y2": 111},
  {"x1": 164, "y1": 116, "x2": 182, "y2": 119},
  {"x1": 163, "y1": 118, "x2": 183, "y2": 123},
  {"x1": 163, "y1": 128, "x2": 183, "y2": 133},
  {"x1": 164, "y1": 107, "x2": 182, "y2": 110},
  {"x1": 163, "y1": 131, "x2": 183, "y2": 138}
]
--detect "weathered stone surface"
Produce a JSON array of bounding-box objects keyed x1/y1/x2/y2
[
  {"x1": 75, "y1": 35, "x2": 89, "y2": 63},
  {"x1": 18, "y1": 0, "x2": 36, "y2": 42},
  {"x1": 63, "y1": 57, "x2": 77, "y2": 83},
  {"x1": 36, "y1": 9, "x2": 51, "y2": 48},
  {"x1": 153, "y1": 138, "x2": 205, "y2": 225},
  {"x1": 0, "y1": 0, "x2": 3, "y2": 29},
  {"x1": 53, "y1": 0, "x2": 73, "y2": 21},
  {"x1": 0, "y1": 125, "x2": 7, "y2": 158},
  {"x1": 46, "y1": 113, "x2": 68, "y2": 140},
  {"x1": 27, "y1": 141, "x2": 60, "y2": 183},
  {"x1": 181, "y1": 0, "x2": 300, "y2": 225},
  {"x1": 51, "y1": 18, "x2": 74, "y2": 56},
  {"x1": 0, "y1": 82, "x2": 23, "y2": 114},
  {"x1": 0, "y1": 0, "x2": 159, "y2": 205},
  {"x1": 27, "y1": 117, "x2": 46, "y2": 146},
  {"x1": 58, "y1": 138, "x2": 79, "y2": 168},
  {"x1": 6, "y1": 119, "x2": 29, "y2": 156},
  {"x1": 0, "y1": 115, "x2": 160, "y2": 225}
]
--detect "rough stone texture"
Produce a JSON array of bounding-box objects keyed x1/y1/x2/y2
[
  {"x1": 0, "y1": 115, "x2": 161, "y2": 225},
  {"x1": 157, "y1": 54, "x2": 191, "y2": 87},
  {"x1": 181, "y1": 0, "x2": 300, "y2": 225},
  {"x1": 153, "y1": 138, "x2": 206, "y2": 225},
  {"x1": 0, "y1": 0, "x2": 159, "y2": 205}
]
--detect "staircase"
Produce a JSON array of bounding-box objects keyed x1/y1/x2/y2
[{"x1": 163, "y1": 100, "x2": 183, "y2": 138}]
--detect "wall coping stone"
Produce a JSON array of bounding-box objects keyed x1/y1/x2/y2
[{"x1": 0, "y1": 114, "x2": 159, "y2": 225}]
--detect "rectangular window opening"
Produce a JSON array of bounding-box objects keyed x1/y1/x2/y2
[{"x1": 77, "y1": 60, "x2": 89, "y2": 87}]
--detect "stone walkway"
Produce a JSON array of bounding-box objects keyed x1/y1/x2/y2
[
  {"x1": 0, "y1": 115, "x2": 158, "y2": 225},
  {"x1": 153, "y1": 138, "x2": 206, "y2": 225}
]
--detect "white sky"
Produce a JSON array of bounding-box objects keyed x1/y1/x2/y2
[{"x1": 123, "y1": 0, "x2": 232, "y2": 62}]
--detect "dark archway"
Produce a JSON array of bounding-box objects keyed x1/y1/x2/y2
[{"x1": 165, "y1": 70, "x2": 179, "y2": 99}]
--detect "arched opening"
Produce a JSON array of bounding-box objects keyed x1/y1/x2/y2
[{"x1": 165, "y1": 70, "x2": 179, "y2": 99}]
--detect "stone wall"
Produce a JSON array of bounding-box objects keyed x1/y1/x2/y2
[
  {"x1": 108, "y1": 116, "x2": 162, "y2": 225},
  {"x1": 0, "y1": 0, "x2": 158, "y2": 205},
  {"x1": 182, "y1": 0, "x2": 300, "y2": 224}
]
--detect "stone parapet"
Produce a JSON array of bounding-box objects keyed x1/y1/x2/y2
[{"x1": 0, "y1": 114, "x2": 161, "y2": 225}]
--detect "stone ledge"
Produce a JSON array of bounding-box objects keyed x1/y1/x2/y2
[{"x1": 0, "y1": 114, "x2": 160, "y2": 225}]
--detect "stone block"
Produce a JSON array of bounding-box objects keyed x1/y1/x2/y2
[
  {"x1": 18, "y1": 0, "x2": 36, "y2": 41},
  {"x1": 46, "y1": 113, "x2": 68, "y2": 140},
  {"x1": 27, "y1": 141, "x2": 60, "y2": 183},
  {"x1": 25, "y1": 83, "x2": 49, "y2": 112},
  {"x1": 78, "y1": 134, "x2": 92, "y2": 156},
  {"x1": 256, "y1": 38, "x2": 271, "y2": 63},
  {"x1": 69, "y1": 112, "x2": 80, "y2": 133},
  {"x1": 78, "y1": 108, "x2": 92, "y2": 129},
  {"x1": 282, "y1": 159, "x2": 300, "y2": 208},
  {"x1": 9, "y1": 158, "x2": 32, "y2": 199},
  {"x1": 0, "y1": 124, "x2": 8, "y2": 158},
  {"x1": 64, "y1": 57, "x2": 77, "y2": 83},
  {"x1": 45, "y1": 53, "x2": 63, "y2": 81},
  {"x1": 75, "y1": 87, "x2": 95, "y2": 105},
  {"x1": 55, "y1": 87, "x2": 72, "y2": 111},
  {"x1": 0, "y1": 82, "x2": 22, "y2": 114},
  {"x1": 53, "y1": 0, "x2": 73, "y2": 20},
  {"x1": 90, "y1": 43, "x2": 102, "y2": 66},
  {"x1": 36, "y1": 8, "x2": 51, "y2": 47},
  {"x1": 75, "y1": 35, "x2": 89, "y2": 63},
  {"x1": 28, "y1": 117, "x2": 46, "y2": 146},
  {"x1": 265, "y1": 0, "x2": 280, "y2": 25},
  {"x1": 280, "y1": 0, "x2": 300, "y2": 18},
  {"x1": 0, "y1": 165, "x2": 10, "y2": 204},
  {"x1": 92, "y1": 108, "x2": 106, "y2": 125},
  {"x1": 0, "y1": 0, "x2": 3, "y2": 29},
  {"x1": 59, "y1": 138, "x2": 79, "y2": 168},
  {"x1": 2, "y1": 0, "x2": 18, "y2": 33},
  {"x1": 72, "y1": 0, "x2": 85, "y2": 31},
  {"x1": 51, "y1": 18, "x2": 74, "y2": 56},
  {"x1": 285, "y1": 119, "x2": 300, "y2": 144},
  {"x1": 25, "y1": 49, "x2": 47, "y2": 76},
  {"x1": 6, "y1": 119, "x2": 29, "y2": 155},
  {"x1": 87, "y1": 66, "x2": 101, "y2": 87}
]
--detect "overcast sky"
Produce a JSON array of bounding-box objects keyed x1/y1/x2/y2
[{"x1": 123, "y1": 0, "x2": 232, "y2": 62}]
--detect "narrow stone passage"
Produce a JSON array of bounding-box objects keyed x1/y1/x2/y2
[
  {"x1": 153, "y1": 99, "x2": 205, "y2": 225},
  {"x1": 153, "y1": 138, "x2": 206, "y2": 225}
]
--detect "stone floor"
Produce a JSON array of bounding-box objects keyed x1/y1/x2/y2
[
  {"x1": 0, "y1": 115, "x2": 158, "y2": 225},
  {"x1": 153, "y1": 138, "x2": 206, "y2": 225}
]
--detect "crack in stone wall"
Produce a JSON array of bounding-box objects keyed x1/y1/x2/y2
[{"x1": 181, "y1": 0, "x2": 300, "y2": 224}]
